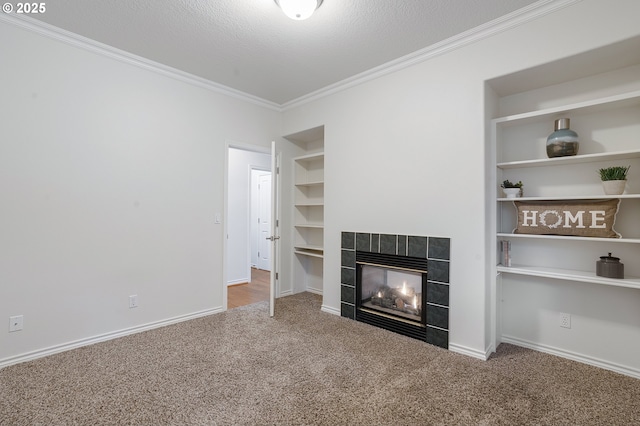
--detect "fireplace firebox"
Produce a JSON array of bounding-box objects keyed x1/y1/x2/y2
[{"x1": 356, "y1": 251, "x2": 429, "y2": 341}]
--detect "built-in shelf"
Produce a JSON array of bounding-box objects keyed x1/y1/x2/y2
[
  {"x1": 294, "y1": 152, "x2": 324, "y2": 162},
  {"x1": 494, "y1": 90, "x2": 640, "y2": 126},
  {"x1": 497, "y1": 149, "x2": 640, "y2": 169},
  {"x1": 487, "y1": 40, "x2": 640, "y2": 373},
  {"x1": 295, "y1": 180, "x2": 324, "y2": 187},
  {"x1": 294, "y1": 202, "x2": 324, "y2": 207},
  {"x1": 498, "y1": 194, "x2": 640, "y2": 201},
  {"x1": 494, "y1": 85, "x2": 640, "y2": 292},
  {"x1": 497, "y1": 233, "x2": 640, "y2": 244},
  {"x1": 294, "y1": 246, "x2": 324, "y2": 259},
  {"x1": 294, "y1": 244, "x2": 324, "y2": 251},
  {"x1": 287, "y1": 125, "x2": 325, "y2": 295},
  {"x1": 497, "y1": 264, "x2": 640, "y2": 289}
]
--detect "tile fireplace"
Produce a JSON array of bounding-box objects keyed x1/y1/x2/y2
[{"x1": 341, "y1": 232, "x2": 450, "y2": 349}]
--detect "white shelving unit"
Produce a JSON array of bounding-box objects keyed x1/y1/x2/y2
[
  {"x1": 486, "y1": 38, "x2": 640, "y2": 376},
  {"x1": 494, "y1": 91, "x2": 640, "y2": 289},
  {"x1": 285, "y1": 126, "x2": 325, "y2": 295},
  {"x1": 293, "y1": 152, "x2": 324, "y2": 258}
]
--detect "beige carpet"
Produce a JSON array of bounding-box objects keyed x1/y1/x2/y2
[{"x1": 1, "y1": 292, "x2": 638, "y2": 425}]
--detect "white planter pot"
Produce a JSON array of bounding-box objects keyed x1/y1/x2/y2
[
  {"x1": 503, "y1": 188, "x2": 521, "y2": 198},
  {"x1": 602, "y1": 180, "x2": 626, "y2": 195}
]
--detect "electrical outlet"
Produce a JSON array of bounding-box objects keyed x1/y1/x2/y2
[
  {"x1": 560, "y1": 312, "x2": 571, "y2": 329},
  {"x1": 9, "y1": 315, "x2": 24, "y2": 332},
  {"x1": 129, "y1": 295, "x2": 138, "y2": 309}
]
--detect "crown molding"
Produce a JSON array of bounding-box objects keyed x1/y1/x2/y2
[
  {"x1": 0, "y1": 13, "x2": 282, "y2": 112},
  {"x1": 1, "y1": 0, "x2": 579, "y2": 112},
  {"x1": 281, "y1": 0, "x2": 580, "y2": 110}
]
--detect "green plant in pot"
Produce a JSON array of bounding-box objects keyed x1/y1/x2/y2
[
  {"x1": 598, "y1": 166, "x2": 630, "y2": 195},
  {"x1": 501, "y1": 180, "x2": 523, "y2": 198}
]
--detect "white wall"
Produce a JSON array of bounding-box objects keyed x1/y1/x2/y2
[
  {"x1": 227, "y1": 148, "x2": 271, "y2": 284},
  {"x1": 0, "y1": 20, "x2": 280, "y2": 364},
  {"x1": 281, "y1": 0, "x2": 640, "y2": 364},
  {"x1": 3, "y1": 0, "x2": 640, "y2": 374}
]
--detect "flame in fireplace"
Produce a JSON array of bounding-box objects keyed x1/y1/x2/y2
[
  {"x1": 401, "y1": 281, "x2": 407, "y2": 295},
  {"x1": 413, "y1": 294, "x2": 417, "y2": 309}
]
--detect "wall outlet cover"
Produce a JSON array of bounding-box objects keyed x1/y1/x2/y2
[
  {"x1": 129, "y1": 295, "x2": 138, "y2": 309},
  {"x1": 9, "y1": 315, "x2": 24, "y2": 332},
  {"x1": 560, "y1": 312, "x2": 571, "y2": 329}
]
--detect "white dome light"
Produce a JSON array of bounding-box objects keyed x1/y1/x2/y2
[{"x1": 275, "y1": 0, "x2": 323, "y2": 21}]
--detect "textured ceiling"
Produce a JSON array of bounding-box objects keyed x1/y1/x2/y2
[{"x1": 30, "y1": 0, "x2": 540, "y2": 105}]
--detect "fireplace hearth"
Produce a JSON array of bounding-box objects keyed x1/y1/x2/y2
[{"x1": 341, "y1": 232, "x2": 450, "y2": 349}]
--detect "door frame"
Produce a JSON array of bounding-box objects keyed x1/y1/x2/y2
[
  {"x1": 268, "y1": 142, "x2": 281, "y2": 316},
  {"x1": 223, "y1": 141, "x2": 277, "y2": 312}
]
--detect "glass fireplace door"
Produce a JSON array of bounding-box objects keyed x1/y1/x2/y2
[{"x1": 358, "y1": 263, "x2": 424, "y2": 324}]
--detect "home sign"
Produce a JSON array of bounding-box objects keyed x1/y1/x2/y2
[{"x1": 513, "y1": 199, "x2": 621, "y2": 238}]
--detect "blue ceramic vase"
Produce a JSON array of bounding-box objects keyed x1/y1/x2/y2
[{"x1": 547, "y1": 118, "x2": 579, "y2": 158}]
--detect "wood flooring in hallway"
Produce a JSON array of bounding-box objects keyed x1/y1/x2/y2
[{"x1": 228, "y1": 267, "x2": 270, "y2": 309}]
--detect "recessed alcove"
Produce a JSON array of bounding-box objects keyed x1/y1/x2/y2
[{"x1": 485, "y1": 35, "x2": 640, "y2": 377}]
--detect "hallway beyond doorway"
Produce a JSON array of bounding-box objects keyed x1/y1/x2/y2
[{"x1": 228, "y1": 268, "x2": 270, "y2": 309}]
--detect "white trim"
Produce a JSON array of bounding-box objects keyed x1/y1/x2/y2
[
  {"x1": 227, "y1": 141, "x2": 272, "y2": 155},
  {"x1": 0, "y1": 307, "x2": 224, "y2": 370},
  {"x1": 227, "y1": 278, "x2": 249, "y2": 286},
  {"x1": 502, "y1": 335, "x2": 640, "y2": 379},
  {"x1": 306, "y1": 287, "x2": 323, "y2": 296},
  {"x1": 224, "y1": 141, "x2": 273, "y2": 312},
  {"x1": 0, "y1": 13, "x2": 281, "y2": 112},
  {"x1": 449, "y1": 342, "x2": 492, "y2": 361},
  {"x1": 1, "y1": 1, "x2": 578, "y2": 111},
  {"x1": 321, "y1": 305, "x2": 341, "y2": 316},
  {"x1": 281, "y1": 0, "x2": 579, "y2": 110},
  {"x1": 273, "y1": 150, "x2": 282, "y2": 303}
]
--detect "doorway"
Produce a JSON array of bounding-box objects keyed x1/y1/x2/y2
[
  {"x1": 251, "y1": 169, "x2": 272, "y2": 271},
  {"x1": 226, "y1": 145, "x2": 273, "y2": 309}
]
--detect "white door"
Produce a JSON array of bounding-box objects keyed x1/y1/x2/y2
[
  {"x1": 268, "y1": 141, "x2": 280, "y2": 317},
  {"x1": 257, "y1": 172, "x2": 271, "y2": 271}
]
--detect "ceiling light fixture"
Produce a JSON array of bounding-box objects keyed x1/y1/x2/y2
[{"x1": 275, "y1": 0, "x2": 323, "y2": 21}]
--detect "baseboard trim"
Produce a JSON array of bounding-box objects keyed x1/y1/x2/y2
[
  {"x1": 278, "y1": 290, "x2": 293, "y2": 297},
  {"x1": 321, "y1": 305, "x2": 341, "y2": 316},
  {"x1": 306, "y1": 287, "x2": 323, "y2": 296},
  {"x1": 0, "y1": 307, "x2": 224, "y2": 370},
  {"x1": 449, "y1": 343, "x2": 491, "y2": 361},
  {"x1": 501, "y1": 335, "x2": 640, "y2": 379},
  {"x1": 227, "y1": 278, "x2": 248, "y2": 286}
]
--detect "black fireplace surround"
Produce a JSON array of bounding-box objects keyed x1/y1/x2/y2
[{"x1": 341, "y1": 232, "x2": 450, "y2": 349}]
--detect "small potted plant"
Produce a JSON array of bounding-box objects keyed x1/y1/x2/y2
[
  {"x1": 598, "y1": 166, "x2": 630, "y2": 195},
  {"x1": 501, "y1": 180, "x2": 523, "y2": 198}
]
